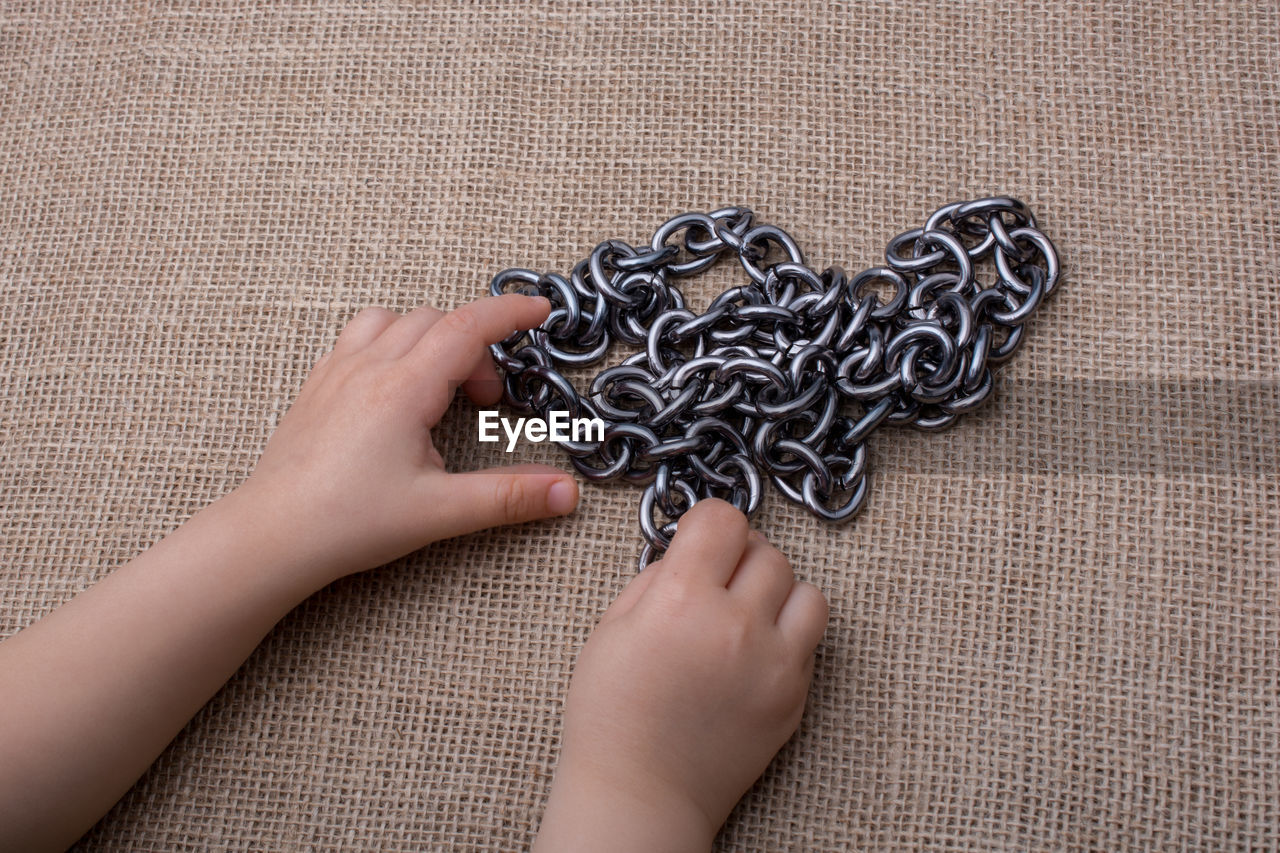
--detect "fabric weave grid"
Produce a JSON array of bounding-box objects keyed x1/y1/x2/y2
[{"x1": 0, "y1": 2, "x2": 1276, "y2": 850}]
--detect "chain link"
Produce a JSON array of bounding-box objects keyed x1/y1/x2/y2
[{"x1": 488, "y1": 198, "x2": 1060, "y2": 569}]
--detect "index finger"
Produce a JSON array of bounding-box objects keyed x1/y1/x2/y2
[{"x1": 406, "y1": 293, "x2": 550, "y2": 408}]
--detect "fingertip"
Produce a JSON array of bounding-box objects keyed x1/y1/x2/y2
[
  {"x1": 503, "y1": 292, "x2": 551, "y2": 325},
  {"x1": 683, "y1": 496, "x2": 746, "y2": 525},
  {"x1": 660, "y1": 498, "x2": 750, "y2": 586},
  {"x1": 547, "y1": 477, "x2": 578, "y2": 515},
  {"x1": 486, "y1": 293, "x2": 551, "y2": 339},
  {"x1": 681, "y1": 498, "x2": 749, "y2": 546}
]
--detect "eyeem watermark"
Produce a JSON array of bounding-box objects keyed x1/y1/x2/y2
[{"x1": 478, "y1": 410, "x2": 606, "y2": 452}]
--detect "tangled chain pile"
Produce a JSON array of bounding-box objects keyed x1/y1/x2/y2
[{"x1": 489, "y1": 198, "x2": 1060, "y2": 567}]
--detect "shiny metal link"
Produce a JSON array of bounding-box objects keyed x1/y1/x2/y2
[{"x1": 488, "y1": 198, "x2": 1060, "y2": 568}]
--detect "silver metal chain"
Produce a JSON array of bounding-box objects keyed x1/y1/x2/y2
[{"x1": 488, "y1": 198, "x2": 1060, "y2": 568}]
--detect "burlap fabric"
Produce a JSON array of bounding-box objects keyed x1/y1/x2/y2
[{"x1": 1, "y1": 2, "x2": 1276, "y2": 850}]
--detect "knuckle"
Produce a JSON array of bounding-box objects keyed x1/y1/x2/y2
[
  {"x1": 779, "y1": 648, "x2": 816, "y2": 702},
  {"x1": 750, "y1": 655, "x2": 810, "y2": 730},
  {"x1": 347, "y1": 306, "x2": 394, "y2": 333},
  {"x1": 799, "y1": 581, "x2": 830, "y2": 622},
  {"x1": 648, "y1": 568, "x2": 718, "y2": 620},
  {"x1": 360, "y1": 369, "x2": 407, "y2": 412},
  {"x1": 493, "y1": 475, "x2": 534, "y2": 524},
  {"x1": 766, "y1": 546, "x2": 794, "y2": 578},
  {"x1": 334, "y1": 307, "x2": 396, "y2": 352},
  {"x1": 649, "y1": 564, "x2": 696, "y2": 601},
  {"x1": 443, "y1": 305, "x2": 485, "y2": 344}
]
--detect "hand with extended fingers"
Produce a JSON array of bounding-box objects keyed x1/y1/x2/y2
[{"x1": 239, "y1": 293, "x2": 580, "y2": 584}]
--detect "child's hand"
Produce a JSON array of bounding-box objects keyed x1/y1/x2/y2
[
  {"x1": 235, "y1": 294, "x2": 578, "y2": 584},
  {"x1": 535, "y1": 499, "x2": 829, "y2": 851}
]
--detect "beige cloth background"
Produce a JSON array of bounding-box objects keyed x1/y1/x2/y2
[{"x1": 1, "y1": 1, "x2": 1277, "y2": 850}]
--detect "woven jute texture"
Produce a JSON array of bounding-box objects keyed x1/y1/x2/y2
[{"x1": 2, "y1": 2, "x2": 1277, "y2": 850}]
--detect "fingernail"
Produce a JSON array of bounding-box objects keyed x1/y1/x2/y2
[{"x1": 548, "y1": 479, "x2": 577, "y2": 515}]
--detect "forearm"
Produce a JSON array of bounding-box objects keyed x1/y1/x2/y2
[{"x1": 0, "y1": 487, "x2": 328, "y2": 850}]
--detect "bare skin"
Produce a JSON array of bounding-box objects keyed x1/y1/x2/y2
[
  {"x1": 534, "y1": 500, "x2": 828, "y2": 852},
  {"x1": 0, "y1": 293, "x2": 827, "y2": 851}
]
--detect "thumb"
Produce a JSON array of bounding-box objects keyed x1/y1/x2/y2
[{"x1": 426, "y1": 464, "x2": 579, "y2": 540}]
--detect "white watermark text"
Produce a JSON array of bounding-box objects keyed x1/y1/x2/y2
[{"x1": 478, "y1": 410, "x2": 606, "y2": 452}]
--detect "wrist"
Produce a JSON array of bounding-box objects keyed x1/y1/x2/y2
[
  {"x1": 206, "y1": 484, "x2": 346, "y2": 598},
  {"x1": 535, "y1": 752, "x2": 718, "y2": 853}
]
